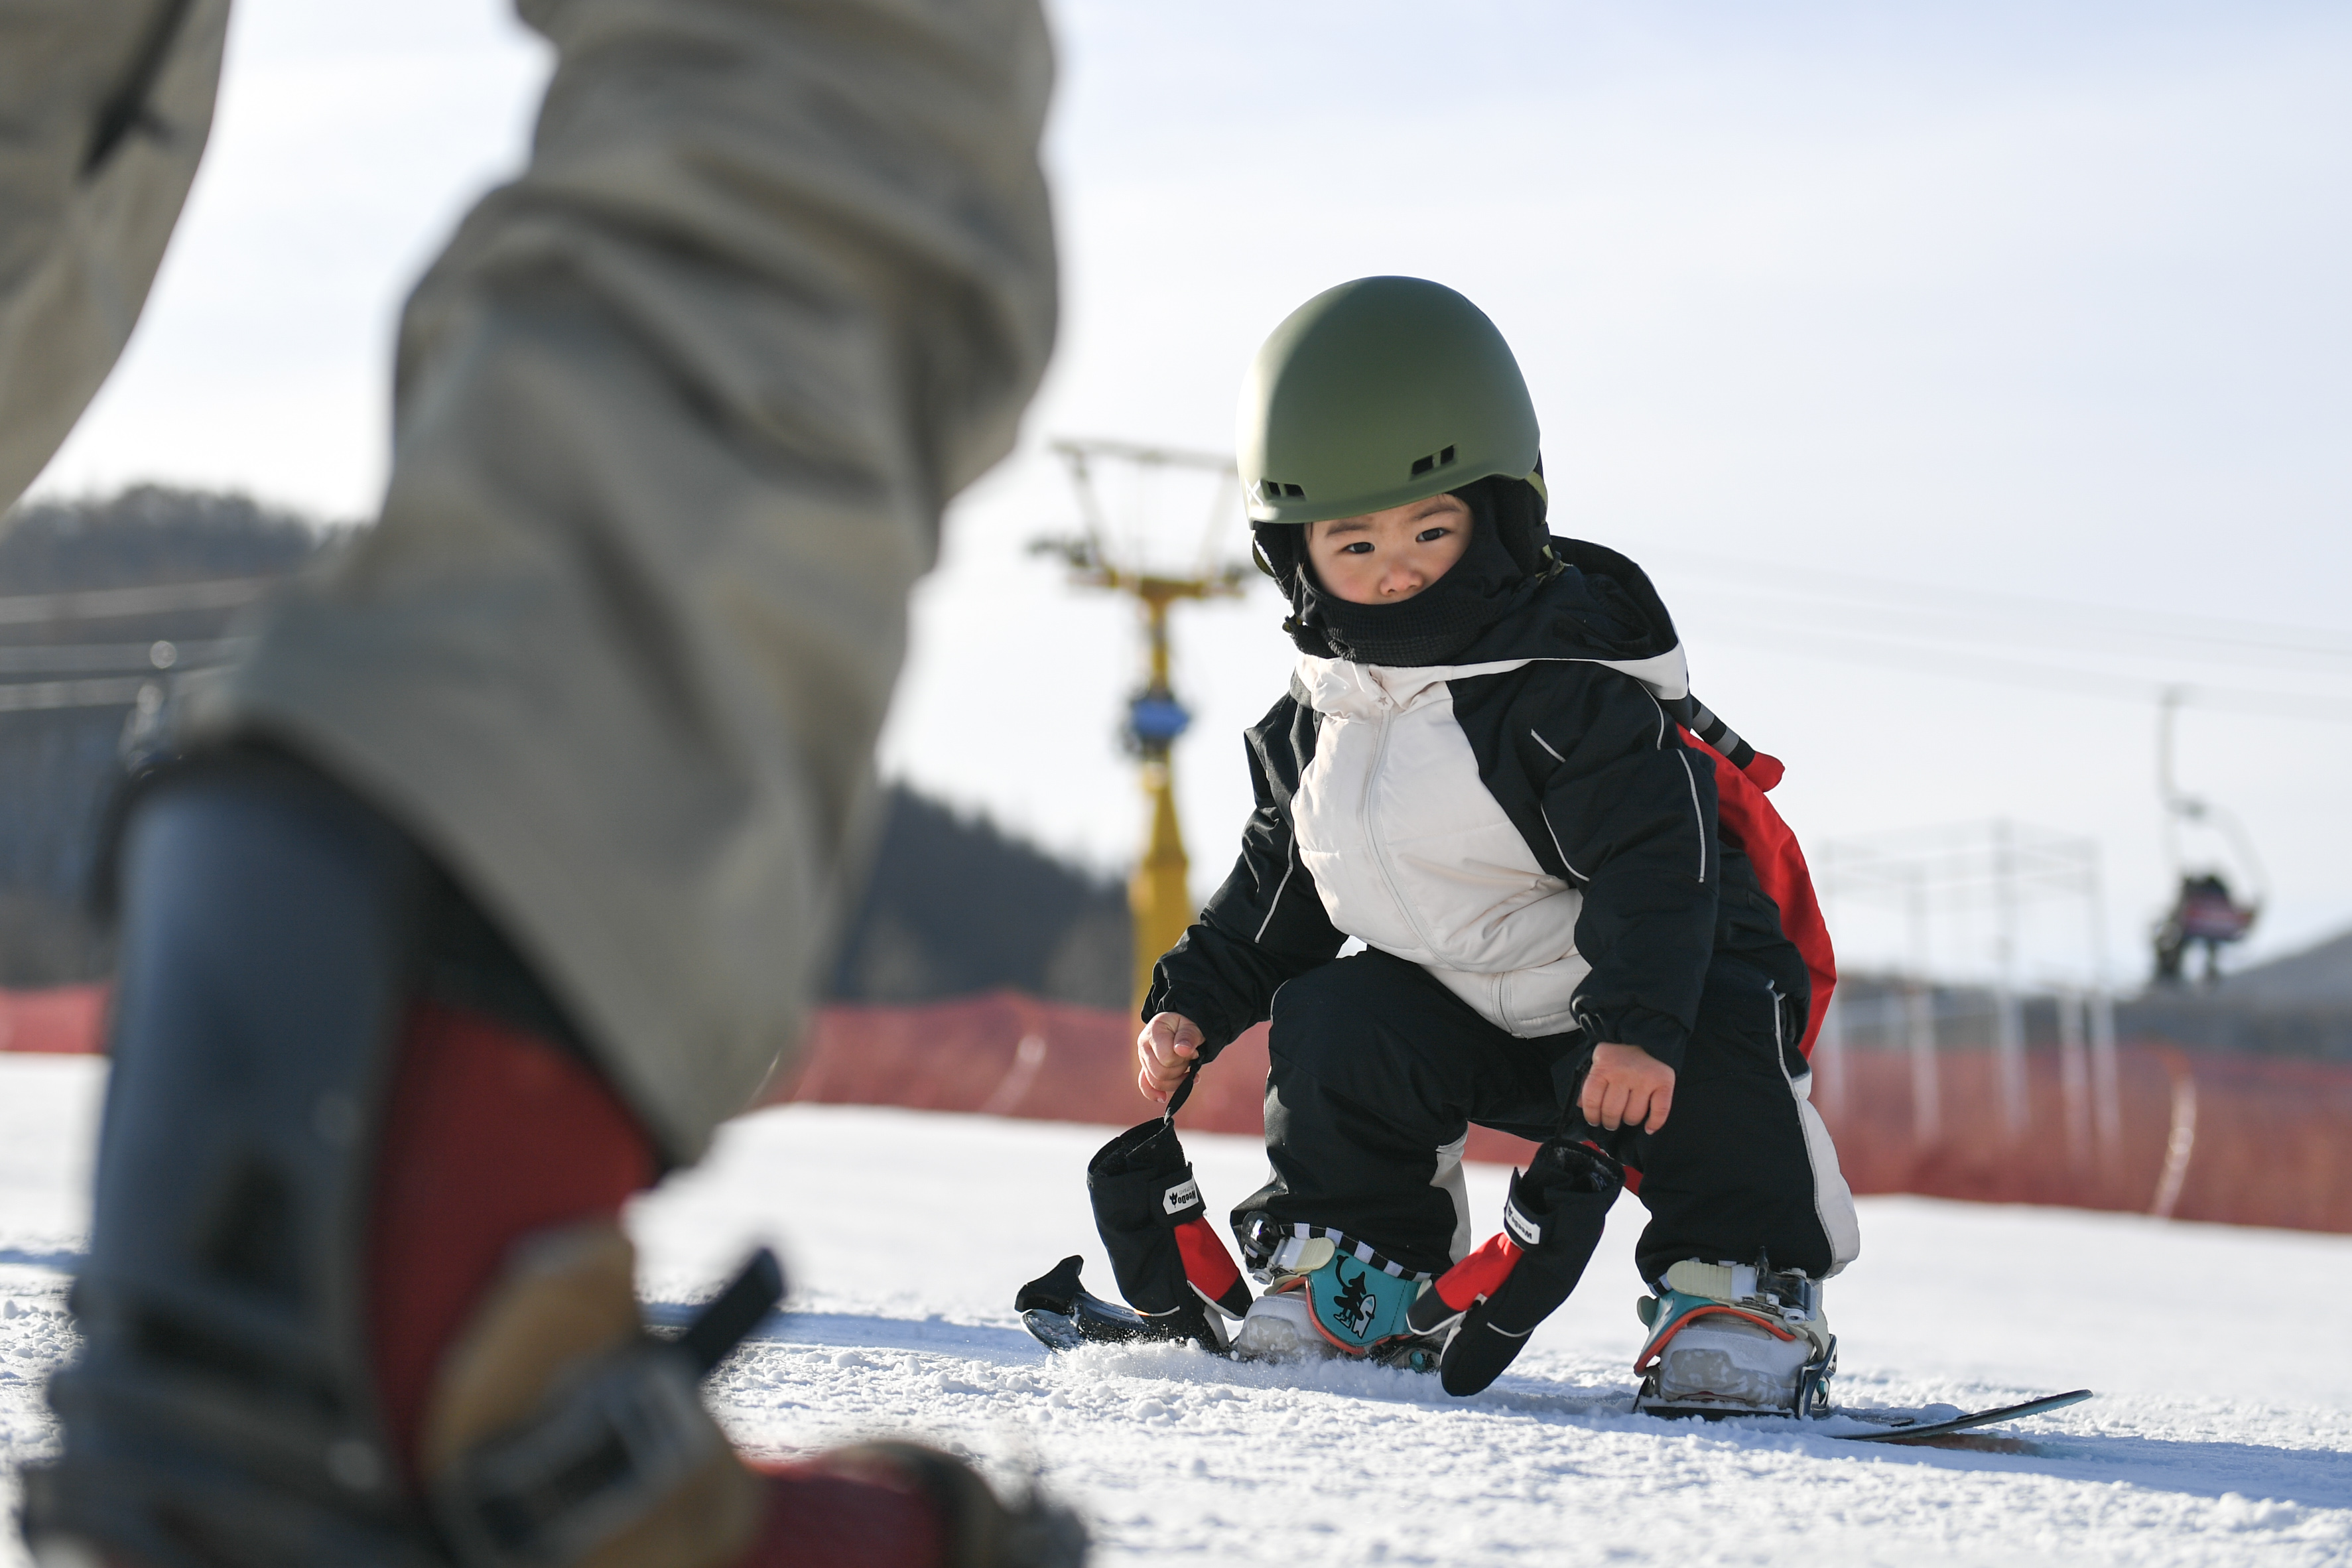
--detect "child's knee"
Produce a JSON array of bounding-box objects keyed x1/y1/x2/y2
[
  {"x1": 1268, "y1": 956, "x2": 1419, "y2": 1076},
  {"x1": 1267, "y1": 971, "x2": 1356, "y2": 1081}
]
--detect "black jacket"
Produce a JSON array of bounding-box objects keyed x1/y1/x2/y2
[{"x1": 1143, "y1": 539, "x2": 1808, "y2": 1075}]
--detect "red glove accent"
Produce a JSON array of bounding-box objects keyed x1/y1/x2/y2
[
  {"x1": 1174, "y1": 1216, "x2": 1250, "y2": 1318},
  {"x1": 1431, "y1": 1231, "x2": 1524, "y2": 1314}
]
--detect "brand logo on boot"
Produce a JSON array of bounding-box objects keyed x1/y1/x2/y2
[
  {"x1": 1504, "y1": 1194, "x2": 1541, "y2": 1248},
  {"x1": 1161, "y1": 1178, "x2": 1201, "y2": 1215},
  {"x1": 1331, "y1": 1262, "x2": 1378, "y2": 1336}
]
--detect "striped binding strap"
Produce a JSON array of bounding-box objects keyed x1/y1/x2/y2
[{"x1": 1252, "y1": 1220, "x2": 1434, "y2": 1284}]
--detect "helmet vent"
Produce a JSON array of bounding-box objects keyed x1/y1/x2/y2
[
  {"x1": 1409, "y1": 444, "x2": 1459, "y2": 478},
  {"x1": 1260, "y1": 480, "x2": 1306, "y2": 499}
]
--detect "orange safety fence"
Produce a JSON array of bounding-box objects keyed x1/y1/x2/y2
[
  {"x1": 9, "y1": 982, "x2": 2349, "y2": 1234},
  {"x1": 0, "y1": 984, "x2": 107, "y2": 1055},
  {"x1": 770, "y1": 990, "x2": 1546, "y2": 1168},
  {"x1": 1809, "y1": 1042, "x2": 2352, "y2": 1233}
]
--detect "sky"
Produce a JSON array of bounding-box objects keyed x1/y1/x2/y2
[{"x1": 25, "y1": 0, "x2": 2352, "y2": 988}]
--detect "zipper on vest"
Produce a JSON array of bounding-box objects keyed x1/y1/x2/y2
[{"x1": 1361, "y1": 707, "x2": 1446, "y2": 961}]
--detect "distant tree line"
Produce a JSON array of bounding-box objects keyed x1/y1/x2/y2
[
  {"x1": 0, "y1": 488, "x2": 324, "y2": 982},
  {"x1": 826, "y1": 785, "x2": 1131, "y2": 1010},
  {"x1": 0, "y1": 486, "x2": 326, "y2": 593},
  {"x1": 0, "y1": 486, "x2": 1134, "y2": 1009}
]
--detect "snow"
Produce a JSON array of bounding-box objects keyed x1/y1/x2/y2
[{"x1": 4, "y1": 1055, "x2": 2349, "y2": 1566}]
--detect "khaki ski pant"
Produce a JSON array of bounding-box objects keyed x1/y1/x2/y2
[{"x1": 0, "y1": 0, "x2": 1058, "y2": 1162}]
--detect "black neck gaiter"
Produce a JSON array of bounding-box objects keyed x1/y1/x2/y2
[{"x1": 1267, "y1": 476, "x2": 1551, "y2": 667}]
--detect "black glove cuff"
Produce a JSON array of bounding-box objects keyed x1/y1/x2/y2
[{"x1": 1086, "y1": 1119, "x2": 1208, "y2": 1316}]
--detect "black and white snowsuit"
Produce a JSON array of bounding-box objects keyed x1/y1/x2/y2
[{"x1": 1146, "y1": 537, "x2": 1861, "y2": 1285}]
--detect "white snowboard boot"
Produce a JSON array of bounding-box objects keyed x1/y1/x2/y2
[
  {"x1": 1633, "y1": 1259, "x2": 1836, "y2": 1418},
  {"x1": 1230, "y1": 1230, "x2": 1428, "y2": 1362},
  {"x1": 1232, "y1": 1288, "x2": 1331, "y2": 1360}
]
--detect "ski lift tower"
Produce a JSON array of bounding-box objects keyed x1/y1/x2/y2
[
  {"x1": 1031, "y1": 438, "x2": 1250, "y2": 1010},
  {"x1": 1818, "y1": 820, "x2": 2118, "y2": 1159}
]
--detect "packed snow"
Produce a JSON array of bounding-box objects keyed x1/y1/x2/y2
[{"x1": 4, "y1": 1054, "x2": 2349, "y2": 1565}]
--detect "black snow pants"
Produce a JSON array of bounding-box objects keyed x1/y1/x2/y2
[{"x1": 1236, "y1": 947, "x2": 1851, "y2": 1283}]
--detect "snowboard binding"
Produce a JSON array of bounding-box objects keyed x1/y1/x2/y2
[{"x1": 1632, "y1": 1257, "x2": 1837, "y2": 1419}]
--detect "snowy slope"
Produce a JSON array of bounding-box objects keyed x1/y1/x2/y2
[{"x1": 4, "y1": 1056, "x2": 2349, "y2": 1566}]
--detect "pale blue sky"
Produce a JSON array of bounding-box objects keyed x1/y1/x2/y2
[{"x1": 28, "y1": 1, "x2": 2352, "y2": 984}]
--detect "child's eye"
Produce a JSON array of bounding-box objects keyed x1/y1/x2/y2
[
  {"x1": 1342, "y1": 541, "x2": 1374, "y2": 555},
  {"x1": 1415, "y1": 527, "x2": 1451, "y2": 543}
]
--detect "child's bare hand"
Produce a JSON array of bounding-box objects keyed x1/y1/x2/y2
[
  {"x1": 1137, "y1": 1013, "x2": 1204, "y2": 1103},
  {"x1": 1579, "y1": 1042, "x2": 1675, "y2": 1134}
]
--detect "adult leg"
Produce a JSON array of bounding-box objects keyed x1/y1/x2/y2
[
  {"x1": 21, "y1": 0, "x2": 1070, "y2": 1562},
  {"x1": 0, "y1": 0, "x2": 229, "y2": 508},
  {"x1": 176, "y1": 0, "x2": 1059, "y2": 1161},
  {"x1": 1620, "y1": 955, "x2": 1860, "y2": 1284},
  {"x1": 1238, "y1": 950, "x2": 1577, "y2": 1279}
]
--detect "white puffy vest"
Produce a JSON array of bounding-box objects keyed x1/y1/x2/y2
[{"x1": 1289, "y1": 654, "x2": 1589, "y2": 1038}]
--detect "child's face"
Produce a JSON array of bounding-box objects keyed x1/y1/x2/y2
[{"x1": 1305, "y1": 493, "x2": 1472, "y2": 606}]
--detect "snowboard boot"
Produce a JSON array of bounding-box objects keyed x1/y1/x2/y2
[
  {"x1": 1230, "y1": 1218, "x2": 1429, "y2": 1362},
  {"x1": 19, "y1": 749, "x2": 1085, "y2": 1568},
  {"x1": 1632, "y1": 1258, "x2": 1836, "y2": 1419}
]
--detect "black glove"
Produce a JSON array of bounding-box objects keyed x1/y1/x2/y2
[
  {"x1": 1419, "y1": 1136, "x2": 1621, "y2": 1396},
  {"x1": 1084, "y1": 1116, "x2": 1251, "y2": 1349}
]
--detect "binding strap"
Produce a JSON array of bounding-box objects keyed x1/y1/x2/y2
[
  {"x1": 1240, "y1": 1216, "x2": 1434, "y2": 1284},
  {"x1": 432, "y1": 1250, "x2": 782, "y2": 1568}
]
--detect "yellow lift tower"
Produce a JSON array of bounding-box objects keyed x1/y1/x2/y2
[{"x1": 1032, "y1": 438, "x2": 1250, "y2": 1011}]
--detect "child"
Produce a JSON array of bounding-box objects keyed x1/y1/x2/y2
[{"x1": 1133, "y1": 276, "x2": 1858, "y2": 1411}]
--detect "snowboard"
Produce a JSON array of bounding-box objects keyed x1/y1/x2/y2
[
  {"x1": 1015, "y1": 1255, "x2": 2093, "y2": 1452},
  {"x1": 1824, "y1": 1389, "x2": 2094, "y2": 1451}
]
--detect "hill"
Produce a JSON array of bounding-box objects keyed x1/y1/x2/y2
[
  {"x1": 2210, "y1": 926, "x2": 2352, "y2": 1007},
  {"x1": 0, "y1": 487, "x2": 1132, "y2": 1005},
  {"x1": 2117, "y1": 923, "x2": 2352, "y2": 1060}
]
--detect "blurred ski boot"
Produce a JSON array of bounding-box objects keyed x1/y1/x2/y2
[
  {"x1": 1231, "y1": 1220, "x2": 1428, "y2": 1361},
  {"x1": 1632, "y1": 1258, "x2": 1836, "y2": 1419},
  {"x1": 19, "y1": 750, "x2": 1084, "y2": 1568}
]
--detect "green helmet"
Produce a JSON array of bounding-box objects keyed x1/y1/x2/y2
[{"x1": 1238, "y1": 277, "x2": 1541, "y2": 527}]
